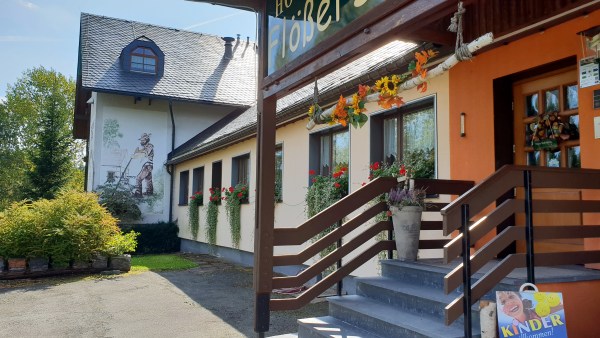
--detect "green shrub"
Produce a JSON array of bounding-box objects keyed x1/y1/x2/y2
[
  {"x1": 103, "y1": 231, "x2": 139, "y2": 257},
  {"x1": 96, "y1": 183, "x2": 142, "y2": 223},
  {"x1": 120, "y1": 222, "x2": 180, "y2": 254},
  {"x1": 0, "y1": 190, "x2": 136, "y2": 263},
  {"x1": 0, "y1": 202, "x2": 43, "y2": 258}
]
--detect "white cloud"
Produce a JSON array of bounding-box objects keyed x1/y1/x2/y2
[
  {"x1": 0, "y1": 35, "x2": 59, "y2": 43},
  {"x1": 0, "y1": 97, "x2": 6, "y2": 104},
  {"x1": 184, "y1": 12, "x2": 240, "y2": 30},
  {"x1": 16, "y1": 0, "x2": 39, "y2": 10}
]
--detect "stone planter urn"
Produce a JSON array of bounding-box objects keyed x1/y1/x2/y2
[
  {"x1": 109, "y1": 254, "x2": 131, "y2": 272},
  {"x1": 390, "y1": 206, "x2": 423, "y2": 261},
  {"x1": 28, "y1": 257, "x2": 49, "y2": 272}
]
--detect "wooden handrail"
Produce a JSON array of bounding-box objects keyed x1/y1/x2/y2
[
  {"x1": 273, "y1": 177, "x2": 397, "y2": 246},
  {"x1": 442, "y1": 165, "x2": 600, "y2": 328},
  {"x1": 441, "y1": 165, "x2": 521, "y2": 236},
  {"x1": 270, "y1": 240, "x2": 395, "y2": 311},
  {"x1": 267, "y1": 176, "x2": 474, "y2": 313}
]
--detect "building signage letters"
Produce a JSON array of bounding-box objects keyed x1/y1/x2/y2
[{"x1": 267, "y1": 0, "x2": 384, "y2": 75}]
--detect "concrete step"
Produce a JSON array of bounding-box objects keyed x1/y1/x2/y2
[
  {"x1": 381, "y1": 259, "x2": 519, "y2": 300},
  {"x1": 328, "y1": 295, "x2": 480, "y2": 338},
  {"x1": 380, "y1": 260, "x2": 452, "y2": 291},
  {"x1": 297, "y1": 316, "x2": 384, "y2": 338},
  {"x1": 355, "y1": 276, "x2": 480, "y2": 328}
]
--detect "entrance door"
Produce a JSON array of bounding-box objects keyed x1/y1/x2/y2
[{"x1": 513, "y1": 67, "x2": 582, "y2": 252}]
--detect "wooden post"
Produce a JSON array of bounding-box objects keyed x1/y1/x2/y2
[{"x1": 254, "y1": 6, "x2": 276, "y2": 336}]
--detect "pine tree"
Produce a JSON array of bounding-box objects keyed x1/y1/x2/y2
[{"x1": 25, "y1": 75, "x2": 75, "y2": 200}]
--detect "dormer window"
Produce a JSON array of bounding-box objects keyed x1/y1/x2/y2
[
  {"x1": 131, "y1": 47, "x2": 158, "y2": 74},
  {"x1": 120, "y1": 36, "x2": 164, "y2": 77}
]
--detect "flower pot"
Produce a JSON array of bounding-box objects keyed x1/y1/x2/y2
[
  {"x1": 108, "y1": 254, "x2": 131, "y2": 272},
  {"x1": 390, "y1": 206, "x2": 423, "y2": 261},
  {"x1": 28, "y1": 257, "x2": 49, "y2": 272},
  {"x1": 8, "y1": 258, "x2": 27, "y2": 272}
]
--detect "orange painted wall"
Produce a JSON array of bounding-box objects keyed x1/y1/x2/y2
[
  {"x1": 449, "y1": 10, "x2": 600, "y2": 251},
  {"x1": 538, "y1": 280, "x2": 600, "y2": 337}
]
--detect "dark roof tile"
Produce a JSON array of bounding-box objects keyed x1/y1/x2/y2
[{"x1": 79, "y1": 13, "x2": 257, "y2": 106}]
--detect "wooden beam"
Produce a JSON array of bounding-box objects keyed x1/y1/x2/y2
[{"x1": 263, "y1": 0, "x2": 456, "y2": 100}]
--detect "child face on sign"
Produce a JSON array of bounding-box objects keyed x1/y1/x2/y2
[{"x1": 498, "y1": 291, "x2": 525, "y2": 319}]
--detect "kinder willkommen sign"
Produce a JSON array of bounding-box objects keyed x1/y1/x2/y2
[{"x1": 268, "y1": 0, "x2": 384, "y2": 74}]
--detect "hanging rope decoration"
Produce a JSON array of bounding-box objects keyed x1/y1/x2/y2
[
  {"x1": 305, "y1": 1, "x2": 494, "y2": 130},
  {"x1": 448, "y1": 2, "x2": 472, "y2": 62}
]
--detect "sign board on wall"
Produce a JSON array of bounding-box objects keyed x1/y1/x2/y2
[
  {"x1": 267, "y1": 0, "x2": 385, "y2": 75},
  {"x1": 579, "y1": 56, "x2": 600, "y2": 88}
]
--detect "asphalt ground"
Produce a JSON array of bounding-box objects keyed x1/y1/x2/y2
[{"x1": 0, "y1": 254, "x2": 328, "y2": 338}]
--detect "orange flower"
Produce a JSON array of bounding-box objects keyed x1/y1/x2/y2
[
  {"x1": 357, "y1": 84, "x2": 370, "y2": 99},
  {"x1": 333, "y1": 95, "x2": 348, "y2": 126}
]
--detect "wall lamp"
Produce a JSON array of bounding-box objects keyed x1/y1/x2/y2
[{"x1": 460, "y1": 112, "x2": 466, "y2": 137}]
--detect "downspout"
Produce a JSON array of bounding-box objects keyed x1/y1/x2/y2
[{"x1": 168, "y1": 100, "x2": 176, "y2": 223}]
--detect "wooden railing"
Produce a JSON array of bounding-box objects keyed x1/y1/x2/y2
[
  {"x1": 265, "y1": 176, "x2": 474, "y2": 313},
  {"x1": 441, "y1": 165, "x2": 600, "y2": 337}
]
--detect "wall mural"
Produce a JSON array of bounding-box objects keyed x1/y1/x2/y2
[{"x1": 101, "y1": 118, "x2": 165, "y2": 217}]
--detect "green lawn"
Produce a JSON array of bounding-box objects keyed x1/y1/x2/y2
[{"x1": 131, "y1": 254, "x2": 198, "y2": 272}]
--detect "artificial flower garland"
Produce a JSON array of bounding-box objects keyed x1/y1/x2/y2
[{"x1": 307, "y1": 49, "x2": 438, "y2": 129}]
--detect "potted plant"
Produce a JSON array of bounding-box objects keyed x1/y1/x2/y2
[
  {"x1": 105, "y1": 231, "x2": 138, "y2": 272},
  {"x1": 387, "y1": 177, "x2": 427, "y2": 261},
  {"x1": 224, "y1": 183, "x2": 248, "y2": 249},
  {"x1": 188, "y1": 191, "x2": 203, "y2": 239}
]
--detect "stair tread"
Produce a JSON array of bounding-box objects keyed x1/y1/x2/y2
[
  {"x1": 298, "y1": 316, "x2": 385, "y2": 338},
  {"x1": 329, "y1": 295, "x2": 476, "y2": 337},
  {"x1": 356, "y1": 276, "x2": 459, "y2": 302}
]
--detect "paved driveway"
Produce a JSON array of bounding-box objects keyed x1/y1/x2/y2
[{"x1": 0, "y1": 255, "x2": 327, "y2": 338}]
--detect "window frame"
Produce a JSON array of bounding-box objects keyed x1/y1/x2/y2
[
  {"x1": 231, "y1": 153, "x2": 250, "y2": 204},
  {"x1": 130, "y1": 47, "x2": 159, "y2": 74},
  {"x1": 178, "y1": 170, "x2": 190, "y2": 206},
  {"x1": 309, "y1": 125, "x2": 349, "y2": 178},
  {"x1": 275, "y1": 144, "x2": 283, "y2": 203},
  {"x1": 370, "y1": 96, "x2": 437, "y2": 177},
  {"x1": 120, "y1": 37, "x2": 165, "y2": 77},
  {"x1": 192, "y1": 167, "x2": 204, "y2": 206}
]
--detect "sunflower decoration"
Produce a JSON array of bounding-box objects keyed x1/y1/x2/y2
[
  {"x1": 347, "y1": 89, "x2": 369, "y2": 129},
  {"x1": 375, "y1": 75, "x2": 401, "y2": 97},
  {"x1": 304, "y1": 49, "x2": 438, "y2": 128}
]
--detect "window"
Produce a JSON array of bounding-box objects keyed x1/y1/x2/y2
[
  {"x1": 232, "y1": 153, "x2": 250, "y2": 186},
  {"x1": 130, "y1": 47, "x2": 158, "y2": 74},
  {"x1": 309, "y1": 127, "x2": 349, "y2": 177},
  {"x1": 192, "y1": 167, "x2": 204, "y2": 205},
  {"x1": 178, "y1": 170, "x2": 190, "y2": 205},
  {"x1": 371, "y1": 98, "x2": 436, "y2": 178},
  {"x1": 211, "y1": 161, "x2": 222, "y2": 191},
  {"x1": 120, "y1": 37, "x2": 164, "y2": 77},
  {"x1": 275, "y1": 145, "x2": 283, "y2": 202}
]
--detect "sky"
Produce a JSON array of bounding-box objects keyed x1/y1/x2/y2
[{"x1": 0, "y1": 0, "x2": 257, "y2": 101}]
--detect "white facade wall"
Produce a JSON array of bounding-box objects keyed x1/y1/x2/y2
[
  {"x1": 174, "y1": 73, "x2": 451, "y2": 276},
  {"x1": 87, "y1": 92, "x2": 235, "y2": 223}
]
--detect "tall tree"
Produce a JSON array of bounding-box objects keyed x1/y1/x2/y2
[{"x1": 0, "y1": 67, "x2": 78, "y2": 205}]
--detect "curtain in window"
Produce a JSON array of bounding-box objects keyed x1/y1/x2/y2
[
  {"x1": 403, "y1": 107, "x2": 435, "y2": 156},
  {"x1": 383, "y1": 117, "x2": 398, "y2": 164},
  {"x1": 332, "y1": 131, "x2": 349, "y2": 170}
]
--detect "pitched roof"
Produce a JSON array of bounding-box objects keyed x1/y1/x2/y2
[
  {"x1": 168, "y1": 40, "x2": 418, "y2": 164},
  {"x1": 78, "y1": 13, "x2": 257, "y2": 106}
]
